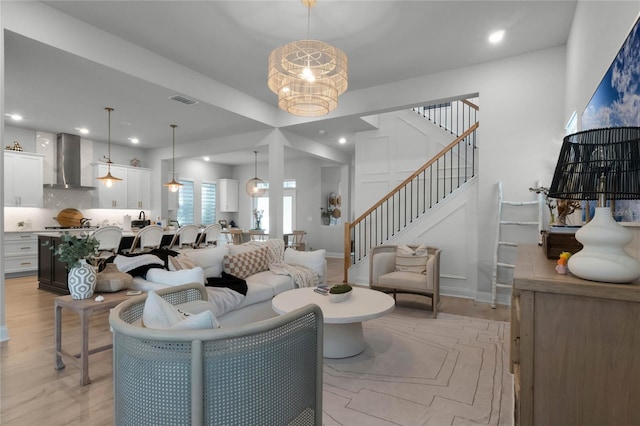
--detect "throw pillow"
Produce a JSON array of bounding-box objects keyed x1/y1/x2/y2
[
  {"x1": 228, "y1": 242, "x2": 262, "y2": 256},
  {"x1": 146, "y1": 267, "x2": 206, "y2": 286},
  {"x1": 396, "y1": 245, "x2": 430, "y2": 274},
  {"x1": 223, "y1": 246, "x2": 269, "y2": 279},
  {"x1": 142, "y1": 290, "x2": 219, "y2": 330},
  {"x1": 181, "y1": 246, "x2": 228, "y2": 278},
  {"x1": 284, "y1": 248, "x2": 326, "y2": 281}
]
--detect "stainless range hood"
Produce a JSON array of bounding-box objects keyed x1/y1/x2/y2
[{"x1": 44, "y1": 133, "x2": 96, "y2": 190}]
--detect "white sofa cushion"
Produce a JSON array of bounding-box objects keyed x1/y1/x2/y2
[
  {"x1": 179, "y1": 246, "x2": 228, "y2": 278},
  {"x1": 284, "y1": 248, "x2": 326, "y2": 282},
  {"x1": 146, "y1": 267, "x2": 206, "y2": 286},
  {"x1": 246, "y1": 270, "x2": 295, "y2": 295}
]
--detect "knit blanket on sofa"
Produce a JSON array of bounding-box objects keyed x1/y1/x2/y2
[
  {"x1": 269, "y1": 262, "x2": 319, "y2": 288},
  {"x1": 244, "y1": 239, "x2": 318, "y2": 288}
]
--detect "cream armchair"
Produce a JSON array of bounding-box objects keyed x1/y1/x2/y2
[{"x1": 369, "y1": 245, "x2": 441, "y2": 318}]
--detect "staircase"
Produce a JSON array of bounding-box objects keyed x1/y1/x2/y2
[{"x1": 343, "y1": 99, "x2": 479, "y2": 281}]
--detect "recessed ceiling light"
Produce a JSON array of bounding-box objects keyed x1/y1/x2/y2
[
  {"x1": 203, "y1": 156, "x2": 210, "y2": 162},
  {"x1": 339, "y1": 137, "x2": 347, "y2": 144},
  {"x1": 318, "y1": 129, "x2": 326, "y2": 135},
  {"x1": 489, "y1": 30, "x2": 505, "y2": 44},
  {"x1": 75, "y1": 127, "x2": 89, "y2": 134},
  {"x1": 128, "y1": 137, "x2": 139, "y2": 144}
]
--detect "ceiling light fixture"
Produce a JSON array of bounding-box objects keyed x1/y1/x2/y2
[
  {"x1": 96, "y1": 107, "x2": 123, "y2": 188},
  {"x1": 10, "y1": 114, "x2": 23, "y2": 121},
  {"x1": 203, "y1": 156, "x2": 210, "y2": 162},
  {"x1": 245, "y1": 151, "x2": 267, "y2": 197},
  {"x1": 164, "y1": 124, "x2": 183, "y2": 193},
  {"x1": 489, "y1": 30, "x2": 505, "y2": 44},
  {"x1": 338, "y1": 137, "x2": 347, "y2": 144},
  {"x1": 76, "y1": 127, "x2": 89, "y2": 135},
  {"x1": 129, "y1": 137, "x2": 139, "y2": 144},
  {"x1": 268, "y1": 0, "x2": 348, "y2": 117}
]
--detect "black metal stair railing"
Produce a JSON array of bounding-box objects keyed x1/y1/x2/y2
[{"x1": 343, "y1": 100, "x2": 479, "y2": 282}]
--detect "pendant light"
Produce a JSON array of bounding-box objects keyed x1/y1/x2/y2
[
  {"x1": 164, "y1": 124, "x2": 183, "y2": 193},
  {"x1": 96, "y1": 107, "x2": 123, "y2": 187},
  {"x1": 245, "y1": 151, "x2": 266, "y2": 197}
]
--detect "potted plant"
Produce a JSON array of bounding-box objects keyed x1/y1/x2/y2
[
  {"x1": 50, "y1": 232, "x2": 100, "y2": 299},
  {"x1": 253, "y1": 209, "x2": 264, "y2": 230},
  {"x1": 329, "y1": 283, "x2": 353, "y2": 303}
]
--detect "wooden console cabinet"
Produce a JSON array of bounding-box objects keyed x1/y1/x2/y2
[{"x1": 511, "y1": 244, "x2": 640, "y2": 426}]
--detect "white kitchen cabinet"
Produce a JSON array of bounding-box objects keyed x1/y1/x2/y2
[
  {"x1": 94, "y1": 163, "x2": 128, "y2": 208},
  {"x1": 4, "y1": 232, "x2": 38, "y2": 275},
  {"x1": 127, "y1": 167, "x2": 151, "y2": 209},
  {"x1": 4, "y1": 151, "x2": 44, "y2": 207},
  {"x1": 218, "y1": 179, "x2": 239, "y2": 212}
]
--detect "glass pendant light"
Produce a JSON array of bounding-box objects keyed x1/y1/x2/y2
[
  {"x1": 164, "y1": 124, "x2": 183, "y2": 193},
  {"x1": 96, "y1": 107, "x2": 123, "y2": 187},
  {"x1": 245, "y1": 151, "x2": 267, "y2": 197}
]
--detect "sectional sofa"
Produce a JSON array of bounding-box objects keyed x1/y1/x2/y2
[{"x1": 121, "y1": 240, "x2": 327, "y2": 326}]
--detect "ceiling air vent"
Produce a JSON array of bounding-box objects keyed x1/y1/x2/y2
[{"x1": 169, "y1": 95, "x2": 199, "y2": 106}]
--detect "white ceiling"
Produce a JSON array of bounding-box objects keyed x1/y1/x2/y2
[{"x1": 4, "y1": 1, "x2": 577, "y2": 164}]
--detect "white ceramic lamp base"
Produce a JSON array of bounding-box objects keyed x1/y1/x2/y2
[{"x1": 568, "y1": 207, "x2": 640, "y2": 283}]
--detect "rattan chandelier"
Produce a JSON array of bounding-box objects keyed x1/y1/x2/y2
[{"x1": 268, "y1": 0, "x2": 348, "y2": 117}]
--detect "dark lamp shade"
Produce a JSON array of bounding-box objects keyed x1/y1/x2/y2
[{"x1": 548, "y1": 127, "x2": 640, "y2": 200}]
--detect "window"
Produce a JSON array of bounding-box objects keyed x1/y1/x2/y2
[
  {"x1": 254, "y1": 180, "x2": 296, "y2": 233},
  {"x1": 201, "y1": 182, "x2": 217, "y2": 225},
  {"x1": 177, "y1": 180, "x2": 194, "y2": 225}
]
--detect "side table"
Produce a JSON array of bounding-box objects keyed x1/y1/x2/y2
[{"x1": 54, "y1": 290, "x2": 133, "y2": 385}]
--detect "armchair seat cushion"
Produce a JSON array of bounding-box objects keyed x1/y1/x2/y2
[{"x1": 377, "y1": 270, "x2": 434, "y2": 292}]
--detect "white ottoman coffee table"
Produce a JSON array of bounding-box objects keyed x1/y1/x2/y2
[{"x1": 272, "y1": 286, "x2": 395, "y2": 358}]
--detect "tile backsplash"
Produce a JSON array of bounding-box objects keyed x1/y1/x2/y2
[{"x1": 5, "y1": 188, "x2": 149, "y2": 231}]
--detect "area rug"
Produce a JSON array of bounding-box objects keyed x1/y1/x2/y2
[{"x1": 322, "y1": 308, "x2": 513, "y2": 426}]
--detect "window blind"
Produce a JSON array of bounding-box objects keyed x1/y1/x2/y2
[
  {"x1": 202, "y1": 182, "x2": 217, "y2": 225},
  {"x1": 177, "y1": 180, "x2": 194, "y2": 225}
]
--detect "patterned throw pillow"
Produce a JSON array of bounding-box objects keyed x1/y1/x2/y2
[
  {"x1": 396, "y1": 245, "x2": 430, "y2": 274},
  {"x1": 223, "y1": 246, "x2": 270, "y2": 279}
]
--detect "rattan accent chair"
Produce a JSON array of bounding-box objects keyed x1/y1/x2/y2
[
  {"x1": 109, "y1": 284, "x2": 324, "y2": 426},
  {"x1": 369, "y1": 245, "x2": 441, "y2": 318}
]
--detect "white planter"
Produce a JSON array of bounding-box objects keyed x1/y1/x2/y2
[
  {"x1": 330, "y1": 290, "x2": 352, "y2": 303},
  {"x1": 68, "y1": 259, "x2": 97, "y2": 300}
]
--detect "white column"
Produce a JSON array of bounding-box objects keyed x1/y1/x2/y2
[{"x1": 267, "y1": 132, "x2": 286, "y2": 239}]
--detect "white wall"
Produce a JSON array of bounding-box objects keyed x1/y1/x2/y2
[{"x1": 351, "y1": 47, "x2": 566, "y2": 303}]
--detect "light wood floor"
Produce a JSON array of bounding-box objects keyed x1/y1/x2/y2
[{"x1": 0, "y1": 258, "x2": 509, "y2": 425}]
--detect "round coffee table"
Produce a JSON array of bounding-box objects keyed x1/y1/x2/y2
[{"x1": 272, "y1": 286, "x2": 395, "y2": 358}]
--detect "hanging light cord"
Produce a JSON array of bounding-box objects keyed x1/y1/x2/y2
[
  {"x1": 171, "y1": 124, "x2": 177, "y2": 179},
  {"x1": 254, "y1": 151, "x2": 258, "y2": 178},
  {"x1": 105, "y1": 107, "x2": 113, "y2": 164}
]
